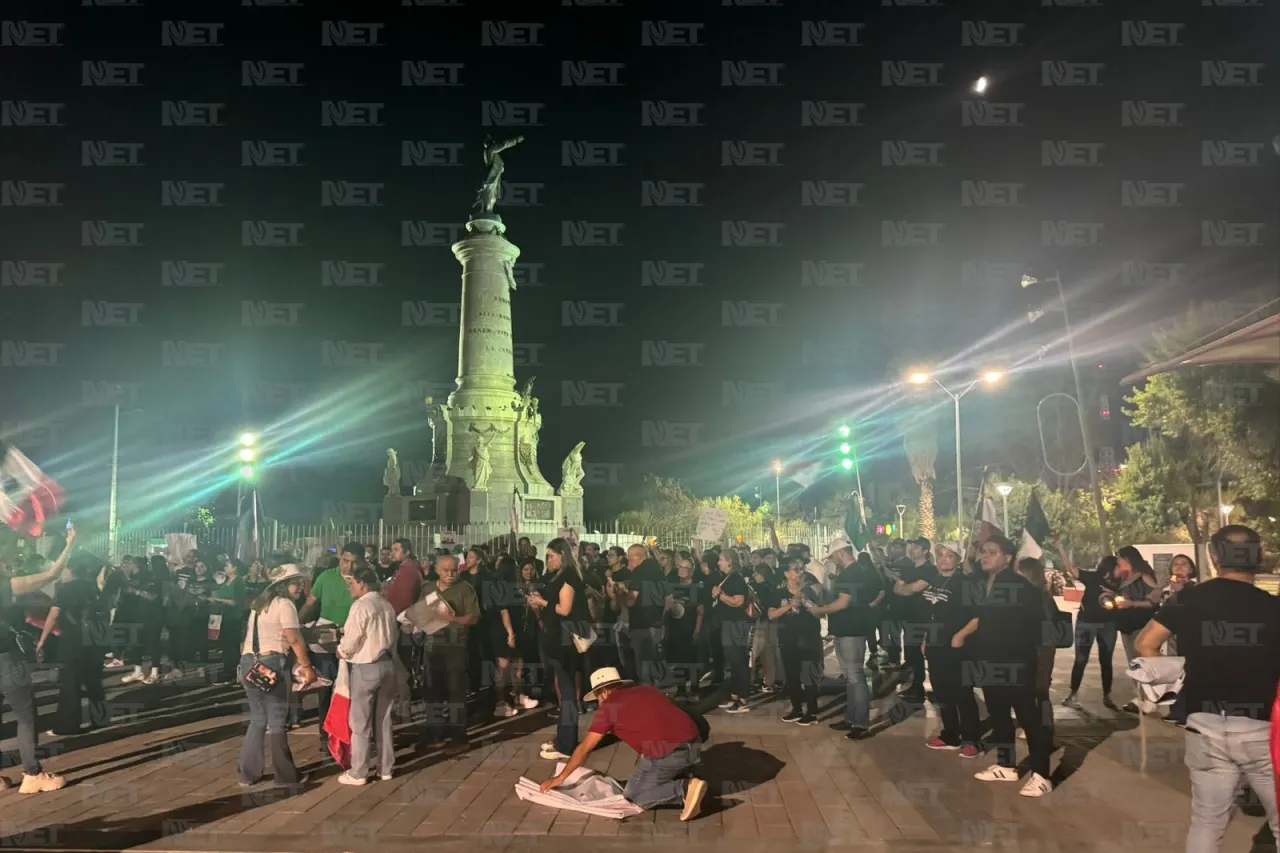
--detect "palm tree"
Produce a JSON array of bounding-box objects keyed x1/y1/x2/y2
[{"x1": 904, "y1": 419, "x2": 938, "y2": 539}]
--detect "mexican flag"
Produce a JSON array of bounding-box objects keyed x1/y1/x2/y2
[
  {"x1": 0, "y1": 442, "x2": 64, "y2": 537},
  {"x1": 1019, "y1": 491, "x2": 1052, "y2": 560},
  {"x1": 324, "y1": 661, "x2": 352, "y2": 769},
  {"x1": 979, "y1": 496, "x2": 1002, "y2": 543}
]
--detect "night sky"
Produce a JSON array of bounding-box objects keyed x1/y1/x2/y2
[{"x1": 1, "y1": 0, "x2": 1273, "y2": 528}]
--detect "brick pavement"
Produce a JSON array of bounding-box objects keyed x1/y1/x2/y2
[{"x1": 0, "y1": 619, "x2": 1271, "y2": 853}]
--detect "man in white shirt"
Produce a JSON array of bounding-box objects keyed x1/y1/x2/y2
[{"x1": 337, "y1": 566, "x2": 399, "y2": 785}]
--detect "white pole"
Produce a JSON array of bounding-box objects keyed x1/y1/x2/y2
[
  {"x1": 1001, "y1": 493, "x2": 1009, "y2": 533},
  {"x1": 378, "y1": 517, "x2": 385, "y2": 549},
  {"x1": 108, "y1": 402, "x2": 120, "y2": 563},
  {"x1": 953, "y1": 392, "x2": 964, "y2": 536},
  {"x1": 251, "y1": 488, "x2": 260, "y2": 560}
]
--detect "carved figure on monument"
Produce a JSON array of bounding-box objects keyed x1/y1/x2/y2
[
  {"x1": 425, "y1": 398, "x2": 447, "y2": 468},
  {"x1": 468, "y1": 423, "x2": 510, "y2": 492},
  {"x1": 383, "y1": 449, "x2": 401, "y2": 496},
  {"x1": 558, "y1": 441, "x2": 586, "y2": 496},
  {"x1": 517, "y1": 376, "x2": 536, "y2": 413},
  {"x1": 474, "y1": 135, "x2": 525, "y2": 216}
]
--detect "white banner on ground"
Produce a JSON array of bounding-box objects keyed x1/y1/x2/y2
[{"x1": 513, "y1": 764, "x2": 643, "y2": 819}]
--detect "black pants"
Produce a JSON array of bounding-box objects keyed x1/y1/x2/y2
[
  {"x1": 703, "y1": 623, "x2": 724, "y2": 682},
  {"x1": 780, "y1": 643, "x2": 820, "y2": 716},
  {"x1": 217, "y1": 617, "x2": 244, "y2": 683},
  {"x1": 983, "y1": 685, "x2": 1052, "y2": 777},
  {"x1": 422, "y1": 643, "x2": 469, "y2": 745},
  {"x1": 880, "y1": 618, "x2": 901, "y2": 665},
  {"x1": 54, "y1": 649, "x2": 109, "y2": 734},
  {"x1": 1069, "y1": 621, "x2": 1117, "y2": 694},
  {"x1": 123, "y1": 614, "x2": 164, "y2": 670},
  {"x1": 901, "y1": 622, "x2": 927, "y2": 698},
  {"x1": 926, "y1": 648, "x2": 981, "y2": 745}
]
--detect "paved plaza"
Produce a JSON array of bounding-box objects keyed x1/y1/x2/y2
[{"x1": 0, "y1": 624, "x2": 1272, "y2": 853}]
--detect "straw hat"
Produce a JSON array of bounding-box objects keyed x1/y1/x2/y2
[
  {"x1": 265, "y1": 563, "x2": 306, "y2": 589},
  {"x1": 583, "y1": 667, "x2": 633, "y2": 702}
]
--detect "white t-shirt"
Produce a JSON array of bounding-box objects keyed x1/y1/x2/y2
[{"x1": 241, "y1": 597, "x2": 300, "y2": 656}]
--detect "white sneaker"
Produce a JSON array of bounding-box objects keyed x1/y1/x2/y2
[
  {"x1": 121, "y1": 667, "x2": 146, "y2": 684},
  {"x1": 103, "y1": 656, "x2": 125, "y2": 669},
  {"x1": 540, "y1": 748, "x2": 570, "y2": 761},
  {"x1": 494, "y1": 703, "x2": 518, "y2": 718},
  {"x1": 337, "y1": 772, "x2": 367, "y2": 787},
  {"x1": 379, "y1": 773, "x2": 393, "y2": 782},
  {"x1": 516, "y1": 695, "x2": 539, "y2": 710},
  {"x1": 540, "y1": 741, "x2": 555, "y2": 752},
  {"x1": 1019, "y1": 773, "x2": 1052, "y2": 798},
  {"x1": 974, "y1": 765, "x2": 1021, "y2": 782},
  {"x1": 143, "y1": 669, "x2": 160, "y2": 685}
]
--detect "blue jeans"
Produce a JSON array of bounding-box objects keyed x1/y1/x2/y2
[
  {"x1": 625, "y1": 742, "x2": 699, "y2": 808},
  {"x1": 550, "y1": 656, "x2": 580, "y2": 755},
  {"x1": 237, "y1": 653, "x2": 301, "y2": 785},
  {"x1": 833, "y1": 637, "x2": 870, "y2": 728},
  {"x1": 1185, "y1": 713, "x2": 1278, "y2": 853}
]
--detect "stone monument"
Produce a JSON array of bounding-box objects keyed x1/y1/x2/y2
[{"x1": 386, "y1": 136, "x2": 583, "y2": 534}]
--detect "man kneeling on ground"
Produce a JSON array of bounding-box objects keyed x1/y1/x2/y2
[{"x1": 540, "y1": 667, "x2": 708, "y2": 821}]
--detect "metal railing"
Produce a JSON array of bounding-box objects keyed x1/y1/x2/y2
[{"x1": 75, "y1": 519, "x2": 837, "y2": 564}]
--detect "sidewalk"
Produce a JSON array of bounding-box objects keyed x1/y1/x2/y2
[{"x1": 0, "y1": 639, "x2": 1270, "y2": 853}]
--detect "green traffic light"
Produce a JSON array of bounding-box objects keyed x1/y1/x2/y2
[
  {"x1": 239, "y1": 465, "x2": 256, "y2": 480},
  {"x1": 839, "y1": 442, "x2": 852, "y2": 455},
  {"x1": 837, "y1": 424, "x2": 851, "y2": 438},
  {"x1": 840, "y1": 458, "x2": 854, "y2": 471}
]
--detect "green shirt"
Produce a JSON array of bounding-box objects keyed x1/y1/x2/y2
[
  {"x1": 217, "y1": 577, "x2": 247, "y2": 618},
  {"x1": 312, "y1": 568, "x2": 353, "y2": 625},
  {"x1": 422, "y1": 580, "x2": 480, "y2": 646}
]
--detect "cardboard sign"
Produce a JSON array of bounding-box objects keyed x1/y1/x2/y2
[
  {"x1": 694, "y1": 508, "x2": 729, "y2": 542},
  {"x1": 439, "y1": 530, "x2": 458, "y2": 547}
]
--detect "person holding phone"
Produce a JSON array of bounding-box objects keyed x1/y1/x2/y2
[
  {"x1": 5, "y1": 527, "x2": 77, "y2": 793},
  {"x1": 770, "y1": 559, "x2": 824, "y2": 725}
]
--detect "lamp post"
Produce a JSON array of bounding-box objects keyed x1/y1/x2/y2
[
  {"x1": 237, "y1": 432, "x2": 260, "y2": 560},
  {"x1": 1022, "y1": 271, "x2": 1110, "y2": 555},
  {"x1": 895, "y1": 504, "x2": 907, "y2": 536},
  {"x1": 996, "y1": 483, "x2": 1013, "y2": 532},
  {"x1": 771, "y1": 460, "x2": 783, "y2": 520},
  {"x1": 906, "y1": 370, "x2": 1004, "y2": 538},
  {"x1": 1220, "y1": 504, "x2": 1234, "y2": 528},
  {"x1": 107, "y1": 404, "x2": 144, "y2": 563}
]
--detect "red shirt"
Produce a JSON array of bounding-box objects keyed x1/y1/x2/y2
[
  {"x1": 588, "y1": 685, "x2": 699, "y2": 759},
  {"x1": 383, "y1": 560, "x2": 422, "y2": 615}
]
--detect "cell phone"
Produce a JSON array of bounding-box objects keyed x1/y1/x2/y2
[{"x1": 65, "y1": 520, "x2": 73, "y2": 531}]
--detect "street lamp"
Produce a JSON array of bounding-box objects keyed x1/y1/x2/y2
[
  {"x1": 107, "y1": 404, "x2": 144, "y2": 563},
  {"x1": 1022, "y1": 271, "x2": 1110, "y2": 555},
  {"x1": 236, "y1": 432, "x2": 261, "y2": 559},
  {"x1": 896, "y1": 504, "x2": 907, "y2": 535},
  {"x1": 1220, "y1": 504, "x2": 1234, "y2": 525},
  {"x1": 771, "y1": 461, "x2": 783, "y2": 519},
  {"x1": 996, "y1": 483, "x2": 1013, "y2": 532},
  {"x1": 973, "y1": 76, "x2": 989, "y2": 94},
  {"x1": 904, "y1": 369, "x2": 1004, "y2": 538}
]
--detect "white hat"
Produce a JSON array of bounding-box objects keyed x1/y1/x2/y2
[
  {"x1": 936, "y1": 541, "x2": 964, "y2": 560},
  {"x1": 266, "y1": 563, "x2": 306, "y2": 589},
  {"x1": 826, "y1": 535, "x2": 854, "y2": 558},
  {"x1": 583, "y1": 667, "x2": 633, "y2": 702}
]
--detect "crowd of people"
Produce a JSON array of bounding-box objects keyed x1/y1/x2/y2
[{"x1": 1, "y1": 522, "x2": 1275, "y2": 849}]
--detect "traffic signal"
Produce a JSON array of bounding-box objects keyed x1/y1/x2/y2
[
  {"x1": 836, "y1": 424, "x2": 855, "y2": 471},
  {"x1": 237, "y1": 432, "x2": 258, "y2": 480}
]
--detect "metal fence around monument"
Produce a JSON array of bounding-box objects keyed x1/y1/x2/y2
[{"x1": 76, "y1": 519, "x2": 837, "y2": 563}]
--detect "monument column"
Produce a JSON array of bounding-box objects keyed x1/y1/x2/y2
[{"x1": 452, "y1": 218, "x2": 521, "y2": 401}]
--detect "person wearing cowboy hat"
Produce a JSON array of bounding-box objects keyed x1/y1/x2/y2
[
  {"x1": 236, "y1": 559, "x2": 317, "y2": 789},
  {"x1": 539, "y1": 666, "x2": 708, "y2": 821}
]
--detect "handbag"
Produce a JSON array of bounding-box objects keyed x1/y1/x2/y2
[
  {"x1": 242, "y1": 609, "x2": 283, "y2": 693},
  {"x1": 571, "y1": 623, "x2": 598, "y2": 654}
]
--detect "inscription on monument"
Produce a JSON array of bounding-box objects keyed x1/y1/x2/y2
[{"x1": 523, "y1": 499, "x2": 555, "y2": 521}]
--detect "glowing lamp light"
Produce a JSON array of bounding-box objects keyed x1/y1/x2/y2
[
  {"x1": 239, "y1": 465, "x2": 256, "y2": 480},
  {"x1": 239, "y1": 432, "x2": 257, "y2": 446},
  {"x1": 839, "y1": 442, "x2": 852, "y2": 455},
  {"x1": 840, "y1": 458, "x2": 854, "y2": 471},
  {"x1": 837, "y1": 424, "x2": 851, "y2": 438},
  {"x1": 982, "y1": 370, "x2": 1005, "y2": 384},
  {"x1": 238, "y1": 447, "x2": 256, "y2": 462},
  {"x1": 996, "y1": 483, "x2": 1013, "y2": 498},
  {"x1": 771, "y1": 460, "x2": 784, "y2": 475},
  {"x1": 973, "y1": 76, "x2": 989, "y2": 94},
  {"x1": 907, "y1": 371, "x2": 931, "y2": 385}
]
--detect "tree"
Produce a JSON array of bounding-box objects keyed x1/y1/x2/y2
[
  {"x1": 904, "y1": 419, "x2": 938, "y2": 539},
  {"x1": 1110, "y1": 438, "x2": 1212, "y2": 545},
  {"x1": 613, "y1": 476, "x2": 769, "y2": 542}
]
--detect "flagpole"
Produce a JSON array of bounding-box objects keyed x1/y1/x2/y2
[{"x1": 967, "y1": 466, "x2": 988, "y2": 544}]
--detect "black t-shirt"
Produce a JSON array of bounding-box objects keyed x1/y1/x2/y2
[
  {"x1": 1077, "y1": 569, "x2": 1118, "y2": 623},
  {"x1": 776, "y1": 584, "x2": 823, "y2": 649},
  {"x1": 665, "y1": 577, "x2": 700, "y2": 632},
  {"x1": 1115, "y1": 574, "x2": 1158, "y2": 633},
  {"x1": 626, "y1": 559, "x2": 668, "y2": 630},
  {"x1": 968, "y1": 569, "x2": 1045, "y2": 688},
  {"x1": 55, "y1": 578, "x2": 106, "y2": 647},
  {"x1": 540, "y1": 570, "x2": 591, "y2": 658},
  {"x1": 827, "y1": 563, "x2": 882, "y2": 638},
  {"x1": 1154, "y1": 578, "x2": 1280, "y2": 721},
  {"x1": 715, "y1": 571, "x2": 750, "y2": 622},
  {"x1": 921, "y1": 570, "x2": 979, "y2": 649},
  {"x1": 753, "y1": 581, "x2": 781, "y2": 619},
  {"x1": 699, "y1": 569, "x2": 723, "y2": 623},
  {"x1": 896, "y1": 561, "x2": 935, "y2": 624}
]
